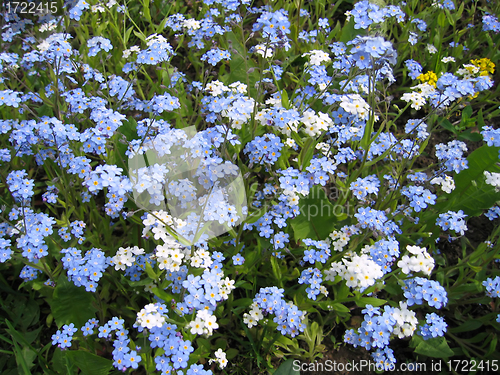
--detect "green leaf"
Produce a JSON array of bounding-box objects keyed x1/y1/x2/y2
[
  {"x1": 50, "y1": 275, "x2": 97, "y2": 328},
  {"x1": 290, "y1": 186, "x2": 339, "y2": 241},
  {"x1": 477, "y1": 108, "x2": 486, "y2": 130},
  {"x1": 64, "y1": 351, "x2": 113, "y2": 375},
  {"x1": 281, "y1": 90, "x2": 290, "y2": 109},
  {"x1": 438, "y1": 118, "x2": 457, "y2": 134},
  {"x1": 274, "y1": 358, "x2": 300, "y2": 375},
  {"x1": 226, "y1": 348, "x2": 239, "y2": 360},
  {"x1": 449, "y1": 320, "x2": 482, "y2": 334},
  {"x1": 298, "y1": 137, "x2": 316, "y2": 170},
  {"x1": 486, "y1": 333, "x2": 497, "y2": 357},
  {"x1": 141, "y1": 0, "x2": 151, "y2": 22},
  {"x1": 145, "y1": 262, "x2": 159, "y2": 281},
  {"x1": 151, "y1": 287, "x2": 174, "y2": 303},
  {"x1": 355, "y1": 297, "x2": 387, "y2": 307},
  {"x1": 340, "y1": 18, "x2": 358, "y2": 44},
  {"x1": 412, "y1": 335, "x2": 454, "y2": 358},
  {"x1": 317, "y1": 301, "x2": 350, "y2": 313},
  {"x1": 51, "y1": 347, "x2": 76, "y2": 375},
  {"x1": 462, "y1": 105, "x2": 473, "y2": 120},
  {"x1": 436, "y1": 145, "x2": 500, "y2": 216},
  {"x1": 133, "y1": 30, "x2": 147, "y2": 44},
  {"x1": 458, "y1": 129, "x2": 482, "y2": 142},
  {"x1": 225, "y1": 31, "x2": 258, "y2": 96},
  {"x1": 124, "y1": 26, "x2": 134, "y2": 46},
  {"x1": 270, "y1": 257, "x2": 283, "y2": 287},
  {"x1": 445, "y1": 8, "x2": 455, "y2": 26},
  {"x1": 437, "y1": 12, "x2": 448, "y2": 27}
]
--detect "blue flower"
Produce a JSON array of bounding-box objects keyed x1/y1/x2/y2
[
  {"x1": 436, "y1": 210, "x2": 467, "y2": 236},
  {"x1": 201, "y1": 48, "x2": 231, "y2": 66},
  {"x1": 419, "y1": 313, "x2": 447, "y2": 339},
  {"x1": 483, "y1": 276, "x2": 500, "y2": 298},
  {"x1": 87, "y1": 36, "x2": 113, "y2": 57},
  {"x1": 232, "y1": 254, "x2": 245, "y2": 266}
]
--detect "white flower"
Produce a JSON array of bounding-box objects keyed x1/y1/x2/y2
[
  {"x1": 397, "y1": 255, "x2": 412, "y2": 274},
  {"x1": 91, "y1": 5, "x2": 105, "y2": 12},
  {"x1": 190, "y1": 256, "x2": 203, "y2": 268},
  {"x1": 401, "y1": 91, "x2": 425, "y2": 110},
  {"x1": 189, "y1": 316, "x2": 205, "y2": 335},
  {"x1": 210, "y1": 348, "x2": 228, "y2": 369},
  {"x1": 203, "y1": 312, "x2": 219, "y2": 334},
  {"x1": 253, "y1": 44, "x2": 274, "y2": 58},
  {"x1": 183, "y1": 19, "x2": 201, "y2": 31},
  {"x1": 431, "y1": 175, "x2": 455, "y2": 193},
  {"x1": 391, "y1": 302, "x2": 418, "y2": 338},
  {"x1": 427, "y1": 44, "x2": 438, "y2": 54},
  {"x1": 37, "y1": 41, "x2": 50, "y2": 52},
  {"x1": 229, "y1": 81, "x2": 247, "y2": 94},
  {"x1": 303, "y1": 50, "x2": 331, "y2": 65},
  {"x1": 131, "y1": 246, "x2": 145, "y2": 255},
  {"x1": 144, "y1": 283, "x2": 155, "y2": 293},
  {"x1": 136, "y1": 304, "x2": 165, "y2": 329},
  {"x1": 441, "y1": 56, "x2": 455, "y2": 63},
  {"x1": 406, "y1": 245, "x2": 424, "y2": 255},
  {"x1": 484, "y1": 171, "x2": 500, "y2": 192},
  {"x1": 398, "y1": 246, "x2": 434, "y2": 275},
  {"x1": 340, "y1": 94, "x2": 370, "y2": 120},
  {"x1": 243, "y1": 313, "x2": 258, "y2": 328},
  {"x1": 205, "y1": 80, "x2": 230, "y2": 96},
  {"x1": 112, "y1": 247, "x2": 135, "y2": 270},
  {"x1": 40, "y1": 22, "x2": 57, "y2": 32}
]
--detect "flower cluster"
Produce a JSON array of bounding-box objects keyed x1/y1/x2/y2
[
  {"x1": 201, "y1": 48, "x2": 231, "y2": 66},
  {"x1": 350, "y1": 175, "x2": 380, "y2": 201},
  {"x1": 418, "y1": 313, "x2": 447, "y2": 340},
  {"x1": 244, "y1": 134, "x2": 283, "y2": 165},
  {"x1": 11, "y1": 209, "x2": 55, "y2": 262},
  {"x1": 58, "y1": 220, "x2": 86, "y2": 244},
  {"x1": 188, "y1": 309, "x2": 219, "y2": 336},
  {"x1": 61, "y1": 247, "x2": 109, "y2": 292},
  {"x1": 209, "y1": 348, "x2": 228, "y2": 370},
  {"x1": 344, "y1": 302, "x2": 419, "y2": 366},
  {"x1": 435, "y1": 140, "x2": 468, "y2": 173},
  {"x1": 6, "y1": 170, "x2": 34, "y2": 203},
  {"x1": 348, "y1": 1, "x2": 405, "y2": 30},
  {"x1": 402, "y1": 277, "x2": 448, "y2": 309},
  {"x1": 484, "y1": 171, "x2": 500, "y2": 192},
  {"x1": 483, "y1": 276, "x2": 500, "y2": 298},
  {"x1": 249, "y1": 287, "x2": 306, "y2": 337},
  {"x1": 111, "y1": 246, "x2": 146, "y2": 271},
  {"x1": 397, "y1": 245, "x2": 435, "y2": 276},
  {"x1": 135, "y1": 303, "x2": 168, "y2": 330},
  {"x1": 354, "y1": 207, "x2": 400, "y2": 236},
  {"x1": 482, "y1": 14, "x2": 500, "y2": 33},
  {"x1": 436, "y1": 210, "x2": 468, "y2": 236},
  {"x1": 2, "y1": 0, "x2": 500, "y2": 373},
  {"x1": 96, "y1": 316, "x2": 142, "y2": 371},
  {"x1": 302, "y1": 238, "x2": 331, "y2": 264},
  {"x1": 87, "y1": 36, "x2": 113, "y2": 57},
  {"x1": 325, "y1": 254, "x2": 384, "y2": 291},
  {"x1": 179, "y1": 266, "x2": 236, "y2": 316},
  {"x1": 298, "y1": 268, "x2": 325, "y2": 300},
  {"x1": 51, "y1": 323, "x2": 78, "y2": 349},
  {"x1": 430, "y1": 175, "x2": 455, "y2": 193},
  {"x1": 363, "y1": 237, "x2": 400, "y2": 274},
  {"x1": 252, "y1": 9, "x2": 291, "y2": 50}
]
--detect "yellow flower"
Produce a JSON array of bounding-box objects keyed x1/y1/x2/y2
[
  {"x1": 417, "y1": 71, "x2": 438, "y2": 87},
  {"x1": 471, "y1": 58, "x2": 495, "y2": 75}
]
